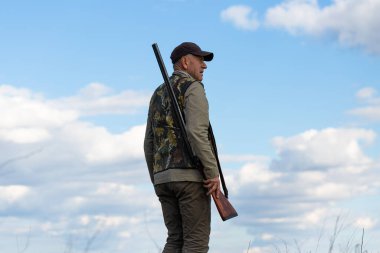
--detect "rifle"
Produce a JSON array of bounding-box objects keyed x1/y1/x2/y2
[{"x1": 152, "y1": 43, "x2": 238, "y2": 221}]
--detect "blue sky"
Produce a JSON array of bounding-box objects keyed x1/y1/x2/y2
[{"x1": 1, "y1": 1, "x2": 380, "y2": 252}]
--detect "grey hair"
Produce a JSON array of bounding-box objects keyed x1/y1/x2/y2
[{"x1": 173, "y1": 59, "x2": 183, "y2": 71}]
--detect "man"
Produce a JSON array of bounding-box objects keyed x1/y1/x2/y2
[{"x1": 144, "y1": 42, "x2": 220, "y2": 253}]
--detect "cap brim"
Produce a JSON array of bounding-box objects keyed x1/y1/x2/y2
[{"x1": 193, "y1": 51, "x2": 214, "y2": 61}]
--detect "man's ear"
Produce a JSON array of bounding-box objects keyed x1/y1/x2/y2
[{"x1": 181, "y1": 56, "x2": 189, "y2": 70}]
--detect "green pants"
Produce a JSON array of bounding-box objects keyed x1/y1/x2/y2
[{"x1": 154, "y1": 181, "x2": 211, "y2": 253}]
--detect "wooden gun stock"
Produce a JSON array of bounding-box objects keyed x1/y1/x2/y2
[{"x1": 212, "y1": 190, "x2": 238, "y2": 221}]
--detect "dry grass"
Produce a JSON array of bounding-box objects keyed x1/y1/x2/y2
[{"x1": 246, "y1": 216, "x2": 373, "y2": 253}]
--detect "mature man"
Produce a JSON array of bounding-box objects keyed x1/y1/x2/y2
[{"x1": 144, "y1": 42, "x2": 220, "y2": 252}]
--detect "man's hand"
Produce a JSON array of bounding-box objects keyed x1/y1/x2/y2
[{"x1": 203, "y1": 176, "x2": 221, "y2": 198}]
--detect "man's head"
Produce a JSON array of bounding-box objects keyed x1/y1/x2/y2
[{"x1": 171, "y1": 42, "x2": 213, "y2": 81}]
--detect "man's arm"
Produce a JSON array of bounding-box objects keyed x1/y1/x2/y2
[
  {"x1": 143, "y1": 109, "x2": 155, "y2": 184},
  {"x1": 184, "y1": 82, "x2": 220, "y2": 195}
]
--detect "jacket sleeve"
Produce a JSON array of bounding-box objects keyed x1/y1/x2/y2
[
  {"x1": 184, "y1": 82, "x2": 219, "y2": 179},
  {"x1": 143, "y1": 103, "x2": 155, "y2": 184}
]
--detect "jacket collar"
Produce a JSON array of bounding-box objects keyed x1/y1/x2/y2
[{"x1": 173, "y1": 70, "x2": 193, "y2": 79}]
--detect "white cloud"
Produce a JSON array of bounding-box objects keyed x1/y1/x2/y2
[
  {"x1": 221, "y1": 5, "x2": 260, "y2": 31},
  {"x1": 221, "y1": 1, "x2": 380, "y2": 54},
  {"x1": 308, "y1": 182, "x2": 352, "y2": 199},
  {"x1": 0, "y1": 185, "x2": 30, "y2": 204},
  {"x1": 302, "y1": 208, "x2": 328, "y2": 225},
  {"x1": 95, "y1": 182, "x2": 136, "y2": 196},
  {"x1": 272, "y1": 128, "x2": 375, "y2": 171},
  {"x1": 266, "y1": 0, "x2": 323, "y2": 34},
  {"x1": 0, "y1": 127, "x2": 50, "y2": 143},
  {"x1": 260, "y1": 233, "x2": 274, "y2": 241},
  {"x1": 118, "y1": 231, "x2": 132, "y2": 238},
  {"x1": 0, "y1": 84, "x2": 152, "y2": 241},
  {"x1": 350, "y1": 107, "x2": 380, "y2": 121},
  {"x1": 355, "y1": 216, "x2": 377, "y2": 229},
  {"x1": 0, "y1": 84, "x2": 146, "y2": 164},
  {"x1": 264, "y1": 0, "x2": 380, "y2": 54},
  {"x1": 0, "y1": 85, "x2": 78, "y2": 129},
  {"x1": 92, "y1": 215, "x2": 137, "y2": 227},
  {"x1": 239, "y1": 162, "x2": 282, "y2": 185},
  {"x1": 246, "y1": 246, "x2": 273, "y2": 253},
  {"x1": 58, "y1": 122, "x2": 145, "y2": 165},
  {"x1": 296, "y1": 170, "x2": 325, "y2": 183},
  {"x1": 349, "y1": 87, "x2": 380, "y2": 121},
  {"x1": 51, "y1": 82, "x2": 151, "y2": 116},
  {"x1": 221, "y1": 154, "x2": 269, "y2": 163},
  {"x1": 356, "y1": 87, "x2": 377, "y2": 100},
  {"x1": 79, "y1": 82, "x2": 113, "y2": 97},
  {"x1": 231, "y1": 126, "x2": 380, "y2": 247}
]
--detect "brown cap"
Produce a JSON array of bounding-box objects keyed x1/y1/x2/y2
[{"x1": 170, "y1": 42, "x2": 214, "y2": 64}]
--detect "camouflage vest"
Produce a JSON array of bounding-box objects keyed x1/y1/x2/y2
[{"x1": 149, "y1": 72, "x2": 198, "y2": 175}]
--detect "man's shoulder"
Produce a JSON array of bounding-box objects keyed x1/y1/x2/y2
[
  {"x1": 149, "y1": 83, "x2": 165, "y2": 104},
  {"x1": 152, "y1": 83, "x2": 165, "y2": 94},
  {"x1": 185, "y1": 81, "x2": 204, "y2": 92},
  {"x1": 172, "y1": 72, "x2": 204, "y2": 89},
  {"x1": 172, "y1": 71, "x2": 195, "y2": 82}
]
